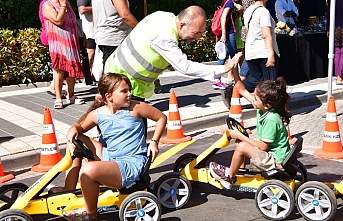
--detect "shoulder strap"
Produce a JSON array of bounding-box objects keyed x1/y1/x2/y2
[
  {"x1": 247, "y1": 6, "x2": 263, "y2": 29},
  {"x1": 221, "y1": 0, "x2": 230, "y2": 7}
]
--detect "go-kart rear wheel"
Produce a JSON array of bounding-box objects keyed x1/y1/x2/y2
[
  {"x1": 173, "y1": 153, "x2": 197, "y2": 173},
  {"x1": 0, "y1": 209, "x2": 33, "y2": 221},
  {"x1": 294, "y1": 162, "x2": 308, "y2": 192},
  {"x1": 0, "y1": 183, "x2": 29, "y2": 211},
  {"x1": 255, "y1": 180, "x2": 295, "y2": 220},
  {"x1": 153, "y1": 172, "x2": 192, "y2": 210},
  {"x1": 295, "y1": 181, "x2": 337, "y2": 221},
  {"x1": 119, "y1": 191, "x2": 161, "y2": 221}
]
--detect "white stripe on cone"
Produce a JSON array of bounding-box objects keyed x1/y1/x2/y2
[
  {"x1": 323, "y1": 131, "x2": 341, "y2": 142},
  {"x1": 229, "y1": 114, "x2": 242, "y2": 123},
  {"x1": 42, "y1": 124, "x2": 55, "y2": 134},
  {"x1": 167, "y1": 120, "x2": 182, "y2": 130},
  {"x1": 231, "y1": 98, "x2": 240, "y2": 106},
  {"x1": 41, "y1": 143, "x2": 60, "y2": 155},
  {"x1": 168, "y1": 104, "x2": 178, "y2": 112},
  {"x1": 326, "y1": 112, "x2": 338, "y2": 122}
]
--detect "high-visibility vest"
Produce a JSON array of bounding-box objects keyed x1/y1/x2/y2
[{"x1": 105, "y1": 11, "x2": 179, "y2": 99}]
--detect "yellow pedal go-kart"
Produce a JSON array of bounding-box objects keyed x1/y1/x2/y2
[
  {"x1": 153, "y1": 117, "x2": 307, "y2": 220},
  {"x1": 0, "y1": 138, "x2": 161, "y2": 221}
]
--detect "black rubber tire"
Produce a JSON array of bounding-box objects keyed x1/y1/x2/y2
[
  {"x1": 293, "y1": 162, "x2": 308, "y2": 192},
  {"x1": 119, "y1": 191, "x2": 161, "y2": 221},
  {"x1": 255, "y1": 180, "x2": 295, "y2": 220},
  {"x1": 0, "y1": 183, "x2": 29, "y2": 211},
  {"x1": 295, "y1": 181, "x2": 337, "y2": 221},
  {"x1": 0, "y1": 209, "x2": 33, "y2": 221},
  {"x1": 173, "y1": 153, "x2": 197, "y2": 173},
  {"x1": 153, "y1": 172, "x2": 192, "y2": 210}
]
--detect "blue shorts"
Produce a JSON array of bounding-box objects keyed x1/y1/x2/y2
[{"x1": 102, "y1": 147, "x2": 146, "y2": 188}]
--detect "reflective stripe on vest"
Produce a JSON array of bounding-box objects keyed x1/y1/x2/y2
[{"x1": 116, "y1": 35, "x2": 164, "y2": 83}]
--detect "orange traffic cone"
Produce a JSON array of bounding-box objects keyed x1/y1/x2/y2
[
  {"x1": 32, "y1": 107, "x2": 62, "y2": 172},
  {"x1": 229, "y1": 86, "x2": 244, "y2": 126},
  {"x1": 0, "y1": 157, "x2": 14, "y2": 184},
  {"x1": 314, "y1": 96, "x2": 343, "y2": 159},
  {"x1": 160, "y1": 90, "x2": 192, "y2": 144},
  {"x1": 285, "y1": 124, "x2": 297, "y2": 146}
]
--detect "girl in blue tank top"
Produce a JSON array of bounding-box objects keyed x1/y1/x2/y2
[{"x1": 62, "y1": 73, "x2": 166, "y2": 220}]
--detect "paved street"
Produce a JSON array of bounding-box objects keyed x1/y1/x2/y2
[{"x1": 2, "y1": 100, "x2": 343, "y2": 220}]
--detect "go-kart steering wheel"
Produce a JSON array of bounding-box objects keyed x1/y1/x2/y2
[
  {"x1": 72, "y1": 137, "x2": 96, "y2": 160},
  {"x1": 226, "y1": 117, "x2": 249, "y2": 138}
]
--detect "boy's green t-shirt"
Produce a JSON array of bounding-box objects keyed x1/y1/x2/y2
[{"x1": 256, "y1": 109, "x2": 291, "y2": 163}]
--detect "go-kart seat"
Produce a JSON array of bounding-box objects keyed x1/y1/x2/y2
[
  {"x1": 118, "y1": 154, "x2": 152, "y2": 194},
  {"x1": 261, "y1": 136, "x2": 303, "y2": 180}
]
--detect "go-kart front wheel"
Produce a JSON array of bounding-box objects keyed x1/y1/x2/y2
[
  {"x1": 153, "y1": 172, "x2": 191, "y2": 210},
  {"x1": 119, "y1": 191, "x2": 161, "y2": 221},
  {"x1": 255, "y1": 180, "x2": 295, "y2": 220},
  {"x1": 0, "y1": 183, "x2": 29, "y2": 211},
  {"x1": 295, "y1": 181, "x2": 337, "y2": 221},
  {"x1": 0, "y1": 209, "x2": 33, "y2": 221}
]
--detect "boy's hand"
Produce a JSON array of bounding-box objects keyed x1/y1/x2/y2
[
  {"x1": 147, "y1": 142, "x2": 159, "y2": 162},
  {"x1": 228, "y1": 126, "x2": 244, "y2": 141}
]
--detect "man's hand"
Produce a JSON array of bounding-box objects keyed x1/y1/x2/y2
[{"x1": 224, "y1": 52, "x2": 242, "y2": 72}]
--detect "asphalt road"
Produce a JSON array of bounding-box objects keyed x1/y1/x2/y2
[{"x1": 2, "y1": 101, "x2": 343, "y2": 221}]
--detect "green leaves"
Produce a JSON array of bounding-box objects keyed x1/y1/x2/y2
[{"x1": 0, "y1": 28, "x2": 52, "y2": 86}]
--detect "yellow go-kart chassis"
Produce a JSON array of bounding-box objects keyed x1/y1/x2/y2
[
  {"x1": 153, "y1": 117, "x2": 307, "y2": 220},
  {"x1": 0, "y1": 138, "x2": 161, "y2": 221}
]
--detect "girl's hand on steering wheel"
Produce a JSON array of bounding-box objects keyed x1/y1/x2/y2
[
  {"x1": 66, "y1": 126, "x2": 78, "y2": 143},
  {"x1": 148, "y1": 142, "x2": 159, "y2": 163}
]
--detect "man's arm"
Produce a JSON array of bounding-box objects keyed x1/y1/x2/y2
[{"x1": 150, "y1": 37, "x2": 240, "y2": 81}]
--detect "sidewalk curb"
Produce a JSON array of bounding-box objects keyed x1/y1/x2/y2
[{"x1": 2, "y1": 89, "x2": 343, "y2": 172}]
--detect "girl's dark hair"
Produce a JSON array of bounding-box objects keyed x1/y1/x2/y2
[
  {"x1": 255, "y1": 77, "x2": 292, "y2": 125},
  {"x1": 77, "y1": 73, "x2": 132, "y2": 125}
]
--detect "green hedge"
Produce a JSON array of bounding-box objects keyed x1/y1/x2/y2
[
  {"x1": 0, "y1": 28, "x2": 52, "y2": 86},
  {"x1": 0, "y1": 20, "x2": 217, "y2": 86}
]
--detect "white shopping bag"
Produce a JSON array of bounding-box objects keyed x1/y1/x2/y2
[{"x1": 92, "y1": 45, "x2": 103, "y2": 81}]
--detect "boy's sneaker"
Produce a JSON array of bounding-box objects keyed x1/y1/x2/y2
[
  {"x1": 212, "y1": 81, "x2": 228, "y2": 90},
  {"x1": 209, "y1": 162, "x2": 236, "y2": 189}
]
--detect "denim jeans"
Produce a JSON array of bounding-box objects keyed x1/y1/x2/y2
[
  {"x1": 239, "y1": 59, "x2": 249, "y2": 77},
  {"x1": 216, "y1": 33, "x2": 237, "y2": 80},
  {"x1": 243, "y1": 55, "x2": 279, "y2": 92}
]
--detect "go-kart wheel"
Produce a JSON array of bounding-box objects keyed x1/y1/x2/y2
[
  {"x1": 173, "y1": 153, "x2": 197, "y2": 173},
  {"x1": 293, "y1": 162, "x2": 308, "y2": 192},
  {"x1": 0, "y1": 209, "x2": 33, "y2": 221},
  {"x1": 0, "y1": 183, "x2": 29, "y2": 211},
  {"x1": 226, "y1": 117, "x2": 249, "y2": 138},
  {"x1": 295, "y1": 181, "x2": 337, "y2": 221},
  {"x1": 153, "y1": 172, "x2": 192, "y2": 210},
  {"x1": 255, "y1": 180, "x2": 295, "y2": 220},
  {"x1": 119, "y1": 191, "x2": 161, "y2": 221}
]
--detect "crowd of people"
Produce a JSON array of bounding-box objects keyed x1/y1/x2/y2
[{"x1": 37, "y1": 0, "x2": 335, "y2": 219}]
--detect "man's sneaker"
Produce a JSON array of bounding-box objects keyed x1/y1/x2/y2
[
  {"x1": 212, "y1": 81, "x2": 228, "y2": 90},
  {"x1": 209, "y1": 162, "x2": 236, "y2": 189}
]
